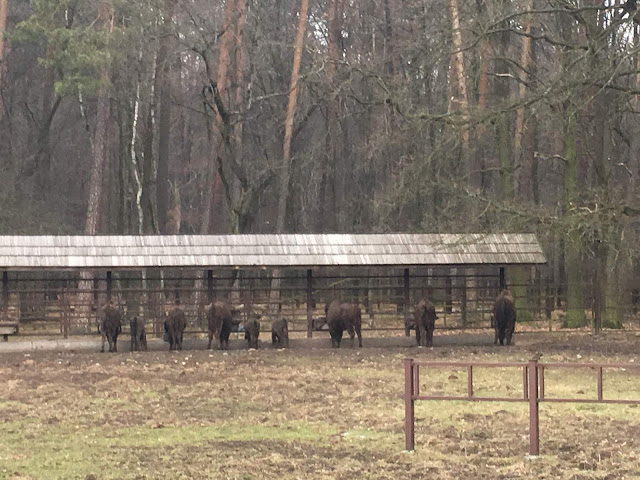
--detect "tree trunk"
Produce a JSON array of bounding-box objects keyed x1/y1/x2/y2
[
  {"x1": 0, "y1": 0, "x2": 7, "y2": 122},
  {"x1": 156, "y1": 0, "x2": 177, "y2": 233}
]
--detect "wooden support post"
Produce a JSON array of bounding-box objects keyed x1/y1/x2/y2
[
  {"x1": 61, "y1": 288, "x2": 69, "y2": 339},
  {"x1": 2, "y1": 271, "x2": 8, "y2": 323},
  {"x1": 106, "y1": 271, "x2": 113, "y2": 302},
  {"x1": 307, "y1": 269, "x2": 313, "y2": 338},
  {"x1": 207, "y1": 270, "x2": 214, "y2": 304},
  {"x1": 461, "y1": 270, "x2": 468, "y2": 326},
  {"x1": 445, "y1": 274, "x2": 453, "y2": 314},
  {"x1": 404, "y1": 358, "x2": 415, "y2": 451},
  {"x1": 528, "y1": 358, "x2": 540, "y2": 456},
  {"x1": 499, "y1": 267, "x2": 507, "y2": 291},
  {"x1": 403, "y1": 268, "x2": 410, "y2": 336}
]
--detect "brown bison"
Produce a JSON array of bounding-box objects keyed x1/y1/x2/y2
[
  {"x1": 494, "y1": 289, "x2": 516, "y2": 346},
  {"x1": 164, "y1": 304, "x2": 187, "y2": 351},
  {"x1": 101, "y1": 304, "x2": 123, "y2": 353},
  {"x1": 129, "y1": 316, "x2": 147, "y2": 352},
  {"x1": 206, "y1": 301, "x2": 240, "y2": 350},
  {"x1": 244, "y1": 317, "x2": 261, "y2": 349},
  {"x1": 413, "y1": 298, "x2": 438, "y2": 347},
  {"x1": 271, "y1": 318, "x2": 289, "y2": 348},
  {"x1": 325, "y1": 300, "x2": 362, "y2": 348}
]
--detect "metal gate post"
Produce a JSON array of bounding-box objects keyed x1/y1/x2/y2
[
  {"x1": 528, "y1": 358, "x2": 540, "y2": 456},
  {"x1": 404, "y1": 358, "x2": 415, "y2": 451},
  {"x1": 306, "y1": 269, "x2": 313, "y2": 338}
]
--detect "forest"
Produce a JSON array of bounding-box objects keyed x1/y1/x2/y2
[{"x1": 0, "y1": 0, "x2": 639, "y2": 329}]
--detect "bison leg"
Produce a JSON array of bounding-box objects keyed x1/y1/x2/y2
[
  {"x1": 178, "y1": 332, "x2": 184, "y2": 351},
  {"x1": 272, "y1": 331, "x2": 278, "y2": 347},
  {"x1": 330, "y1": 329, "x2": 343, "y2": 348},
  {"x1": 426, "y1": 324, "x2": 434, "y2": 347},
  {"x1": 207, "y1": 330, "x2": 214, "y2": 350},
  {"x1": 141, "y1": 332, "x2": 147, "y2": 351},
  {"x1": 505, "y1": 321, "x2": 515, "y2": 346},
  {"x1": 101, "y1": 333, "x2": 106, "y2": 353},
  {"x1": 346, "y1": 324, "x2": 356, "y2": 348},
  {"x1": 355, "y1": 324, "x2": 362, "y2": 348}
]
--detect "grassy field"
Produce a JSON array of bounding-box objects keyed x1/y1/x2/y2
[{"x1": 1, "y1": 332, "x2": 640, "y2": 479}]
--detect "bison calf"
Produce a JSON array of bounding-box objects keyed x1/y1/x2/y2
[
  {"x1": 494, "y1": 289, "x2": 516, "y2": 346},
  {"x1": 271, "y1": 318, "x2": 289, "y2": 348},
  {"x1": 414, "y1": 298, "x2": 438, "y2": 347},
  {"x1": 326, "y1": 300, "x2": 362, "y2": 348},
  {"x1": 101, "y1": 304, "x2": 123, "y2": 353},
  {"x1": 244, "y1": 317, "x2": 261, "y2": 349},
  {"x1": 164, "y1": 305, "x2": 187, "y2": 351},
  {"x1": 129, "y1": 316, "x2": 147, "y2": 352}
]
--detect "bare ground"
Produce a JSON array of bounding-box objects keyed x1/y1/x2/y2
[{"x1": 1, "y1": 331, "x2": 640, "y2": 480}]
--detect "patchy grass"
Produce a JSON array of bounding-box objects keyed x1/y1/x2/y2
[{"x1": 1, "y1": 333, "x2": 640, "y2": 479}]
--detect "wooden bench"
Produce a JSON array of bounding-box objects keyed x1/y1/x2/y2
[{"x1": 0, "y1": 322, "x2": 19, "y2": 341}]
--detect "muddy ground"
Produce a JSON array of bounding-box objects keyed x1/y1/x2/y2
[{"x1": 1, "y1": 331, "x2": 640, "y2": 479}]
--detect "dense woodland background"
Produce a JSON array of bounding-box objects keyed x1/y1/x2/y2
[{"x1": 1, "y1": 0, "x2": 640, "y2": 328}]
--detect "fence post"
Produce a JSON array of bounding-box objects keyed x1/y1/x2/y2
[
  {"x1": 403, "y1": 269, "x2": 411, "y2": 336},
  {"x1": 528, "y1": 358, "x2": 540, "y2": 456},
  {"x1": 306, "y1": 269, "x2": 313, "y2": 338},
  {"x1": 404, "y1": 358, "x2": 415, "y2": 451}
]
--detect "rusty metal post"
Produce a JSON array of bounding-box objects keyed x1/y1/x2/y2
[
  {"x1": 467, "y1": 365, "x2": 474, "y2": 398},
  {"x1": 523, "y1": 365, "x2": 529, "y2": 400},
  {"x1": 528, "y1": 359, "x2": 540, "y2": 456},
  {"x1": 404, "y1": 358, "x2": 415, "y2": 451},
  {"x1": 597, "y1": 367, "x2": 603, "y2": 401},
  {"x1": 207, "y1": 270, "x2": 214, "y2": 304},
  {"x1": 403, "y1": 269, "x2": 410, "y2": 336},
  {"x1": 306, "y1": 269, "x2": 313, "y2": 338},
  {"x1": 539, "y1": 366, "x2": 545, "y2": 400},
  {"x1": 413, "y1": 364, "x2": 420, "y2": 396}
]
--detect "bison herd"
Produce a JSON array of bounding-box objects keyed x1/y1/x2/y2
[{"x1": 99, "y1": 290, "x2": 516, "y2": 353}]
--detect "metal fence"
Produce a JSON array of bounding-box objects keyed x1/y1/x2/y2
[
  {"x1": 1, "y1": 266, "x2": 640, "y2": 338},
  {"x1": 403, "y1": 358, "x2": 640, "y2": 455}
]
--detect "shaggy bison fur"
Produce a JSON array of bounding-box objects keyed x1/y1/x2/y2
[
  {"x1": 493, "y1": 289, "x2": 516, "y2": 346},
  {"x1": 244, "y1": 317, "x2": 261, "y2": 349},
  {"x1": 206, "y1": 301, "x2": 240, "y2": 350},
  {"x1": 413, "y1": 298, "x2": 438, "y2": 347},
  {"x1": 325, "y1": 300, "x2": 362, "y2": 348},
  {"x1": 164, "y1": 306, "x2": 187, "y2": 351},
  {"x1": 101, "y1": 304, "x2": 123, "y2": 353},
  {"x1": 129, "y1": 316, "x2": 147, "y2": 352},
  {"x1": 271, "y1": 318, "x2": 289, "y2": 348}
]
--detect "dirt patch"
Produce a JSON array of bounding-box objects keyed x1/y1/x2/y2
[{"x1": 1, "y1": 332, "x2": 640, "y2": 479}]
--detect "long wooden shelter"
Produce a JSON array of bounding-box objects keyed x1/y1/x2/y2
[{"x1": 0, "y1": 233, "x2": 546, "y2": 339}]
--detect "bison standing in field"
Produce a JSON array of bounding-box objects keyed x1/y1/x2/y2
[
  {"x1": 129, "y1": 316, "x2": 147, "y2": 352},
  {"x1": 244, "y1": 317, "x2": 261, "y2": 349},
  {"x1": 164, "y1": 303, "x2": 187, "y2": 351},
  {"x1": 271, "y1": 318, "x2": 289, "y2": 348},
  {"x1": 101, "y1": 303, "x2": 123, "y2": 353},
  {"x1": 493, "y1": 289, "x2": 516, "y2": 346},
  {"x1": 326, "y1": 300, "x2": 362, "y2": 348},
  {"x1": 206, "y1": 301, "x2": 240, "y2": 350},
  {"x1": 413, "y1": 298, "x2": 438, "y2": 347}
]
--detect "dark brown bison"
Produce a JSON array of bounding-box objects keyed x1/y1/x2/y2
[
  {"x1": 129, "y1": 316, "x2": 147, "y2": 352},
  {"x1": 244, "y1": 317, "x2": 261, "y2": 349},
  {"x1": 494, "y1": 289, "x2": 516, "y2": 346},
  {"x1": 164, "y1": 305, "x2": 187, "y2": 351},
  {"x1": 325, "y1": 300, "x2": 362, "y2": 348},
  {"x1": 100, "y1": 304, "x2": 123, "y2": 353},
  {"x1": 413, "y1": 298, "x2": 438, "y2": 347},
  {"x1": 206, "y1": 301, "x2": 240, "y2": 350},
  {"x1": 271, "y1": 318, "x2": 289, "y2": 348}
]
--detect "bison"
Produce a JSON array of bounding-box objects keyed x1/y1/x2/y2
[
  {"x1": 325, "y1": 300, "x2": 362, "y2": 348},
  {"x1": 271, "y1": 318, "x2": 289, "y2": 348},
  {"x1": 206, "y1": 301, "x2": 240, "y2": 350},
  {"x1": 100, "y1": 304, "x2": 123, "y2": 353},
  {"x1": 493, "y1": 289, "x2": 516, "y2": 346},
  {"x1": 129, "y1": 316, "x2": 147, "y2": 352},
  {"x1": 413, "y1": 298, "x2": 438, "y2": 347},
  {"x1": 244, "y1": 317, "x2": 261, "y2": 349},
  {"x1": 164, "y1": 304, "x2": 187, "y2": 351}
]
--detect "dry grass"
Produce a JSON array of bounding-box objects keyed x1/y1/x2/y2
[{"x1": 1, "y1": 332, "x2": 640, "y2": 479}]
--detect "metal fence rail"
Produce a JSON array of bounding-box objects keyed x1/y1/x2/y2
[{"x1": 403, "y1": 358, "x2": 640, "y2": 455}]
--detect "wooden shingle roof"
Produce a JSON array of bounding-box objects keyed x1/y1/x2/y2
[{"x1": 0, "y1": 234, "x2": 546, "y2": 270}]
